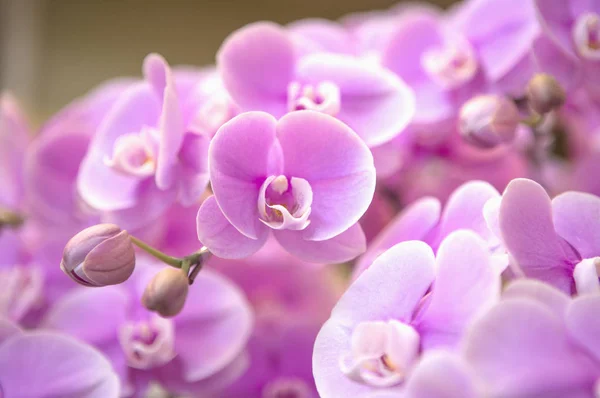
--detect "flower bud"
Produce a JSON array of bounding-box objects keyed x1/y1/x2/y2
[
  {"x1": 526, "y1": 73, "x2": 566, "y2": 115},
  {"x1": 142, "y1": 267, "x2": 189, "y2": 317},
  {"x1": 459, "y1": 95, "x2": 520, "y2": 149},
  {"x1": 61, "y1": 224, "x2": 135, "y2": 287}
]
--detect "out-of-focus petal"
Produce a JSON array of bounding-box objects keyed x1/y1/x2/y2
[
  {"x1": 565, "y1": 294, "x2": 600, "y2": 362},
  {"x1": 533, "y1": 0, "x2": 578, "y2": 57},
  {"x1": 503, "y1": 279, "x2": 570, "y2": 318},
  {"x1": 353, "y1": 197, "x2": 441, "y2": 279},
  {"x1": 458, "y1": 0, "x2": 540, "y2": 81},
  {"x1": 417, "y1": 231, "x2": 499, "y2": 349},
  {"x1": 432, "y1": 181, "x2": 500, "y2": 247},
  {"x1": 297, "y1": 54, "x2": 416, "y2": 147},
  {"x1": 0, "y1": 317, "x2": 22, "y2": 344},
  {"x1": 0, "y1": 331, "x2": 120, "y2": 398},
  {"x1": 552, "y1": 191, "x2": 600, "y2": 259},
  {"x1": 174, "y1": 269, "x2": 253, "y2": 381},
  {"x1": 156, "y1": 63, "x2": 185, "y2": 190},
  {"x1": 217, "y1": 22, "x2": 295, "y2": 117},
  {"x1": 499, "y1": 179, "x2": 578, "y2": 292},
  {"x1": 42, "y1": 286, "x2": 129, "y2": 346},
  {"x1": 288, "y1": 18, "x2": 354, "y2": 55},
  {"x1": 404, "y1": 351, "x2": 478, "y2": 398},
  {"x1": 332, "y1": 241, "x2": 435, "y2": 326},
  {"x1": 89, "y1": 83, "x2": 161, "y2": 155},
  {"x1": 464, "y1": 298, "x2": 597, "y2": 397},
  {"x1": 274, "y1": 222, "x2": 366, "y2": 264}
]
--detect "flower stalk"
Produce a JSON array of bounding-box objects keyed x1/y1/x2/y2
[{"x1": 129, "y1": 235, "x2": 211, "y2": 284}]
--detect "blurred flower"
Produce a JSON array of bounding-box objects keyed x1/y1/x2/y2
[
  {"x1": 43, "y1": 257, "x2": 253, "y2": 396},
  {"x1": 217, "y1": 22, "x2": 415, "y2": 147},
  {"x1": 354, "y1": 180, "x2": 505, "y2": 279},
  {"x1": 313, "y1": 231, "x2": 499, "y2": 397},
  {"x1": 61, "y1": 223, "x2": 135, "y2": 287},
  {"x1": 459, "y1": 95, "x2": 520, "y2": 149},
  {"x1": 77, "y1": 54, "x2": 210, "y2": 230},
  {"x1": 0, "y1": 317, "x2": 120, "y2": 397},
  {"x1": 197, "y1": 111, "x2": 375, "y2": 263},
  {"x1": 498, "y1": 178, "x2": 600, "y2": 294},
  {"x1": 534, "y1": 0, "x2": 600, "y2": 96},
  {"x1": 464, "y1": 279, "x2": 600, "y2": 397},
  {"x1": 207, "y1": 239, "x2": 342, "y2": 398}
]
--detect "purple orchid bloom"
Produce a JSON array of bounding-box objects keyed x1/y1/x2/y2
[
  {"x1": 22, "y1": 77, "x2": 135, "y2": 230},
  {"x1": 313, "y1": 230, "x2": 499, "y2": 397},
  {"x1": 77, "y1": 54, "x2": 210, "y2": 230},
  {"x1": 353, "y1": 180, "x2": 504, "y2": 279},
  {"x1": 534, "y1": 0, "x2": 600, "y2": 95},
  {"x1": 380, "y1": 7, "x2": 484, "y2": 125},
  {"x1": 0, "y1": 317, "x2": 120, "y2": 397},
  {"x1": 451, "y1": 0, "x2": 541, "y2": 94},
  {"x1": 464, "y1": 279, "x2": 600, "y2": 397},
  {"x1": 498, "y1": 178, "x2": 600, "y2": 294},
  {"x1": 183, "y1": 67, "x2": 239, "y2": 139},
  {"x1": 41, "y1": 257, "x2": 253, "y2": 397},
  {"x1": 207, "y1": 238, "x2": 342, "y2": 397},
  {"x1": 381, "y1": 0, "x2": 540, "y2": 125},
  {"x1": 217, "y1": 21, "x2": 415, "y2": 147},
  {"x1": 196, "y1": 110, "x2": 376, "y2": 263}
]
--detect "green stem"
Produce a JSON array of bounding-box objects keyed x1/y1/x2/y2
[
  {"x1": 521, "y1": 113, "x2": 544, "y2": 128},
  {"x1": 187, "y1": 247, "x2": 211, "y2": 285},
  {"x1": 181, "y1": 258, "x2": 192, "y2": 275},
  {"x1": 129, "y1": 236, "x2": 182, "y2": 268}
]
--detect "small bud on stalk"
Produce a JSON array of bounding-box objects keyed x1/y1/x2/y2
[
  {"x1": 459, "y1": 95, "x2": 520, "y2": 149},
  {"x1": 0, "y1": 208, "x2": 25, "y2": 229},
  {"x1": 142, "y1": 267, "x2": 189, "y2": 317},
  {"x1": 61, "y1": 224, "x2": 135, "y2": 287},
  {"x1": 526, "y1": 73, "x2": 566, "y2": 115}
]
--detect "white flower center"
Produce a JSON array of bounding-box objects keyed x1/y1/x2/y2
[
  {"x1": 422, "y1": 37, "x2": 478, "y2": 89},
  {"x1": 118, "y1": 315, "x2": 176, "y2": 369},
  {"x1": 258, "y1": 175, "x2": 312, "y2": 231},
  {"x1": 573, "y1": 13, "x2": 600, "y2": 60},
  {"x1": 288, "y1": 81, "x2": 341, "y2": 116},
  {"x1": 339, "y1": 320, "x2": 420, "y2": 388}
]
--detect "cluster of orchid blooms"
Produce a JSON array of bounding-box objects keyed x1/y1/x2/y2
[{"x1": 2, "y1": 0, "x2": 600, "y2": 396}]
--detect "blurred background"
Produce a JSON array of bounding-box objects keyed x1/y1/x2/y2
[{"x1": 1, "y1": 0, "x2": 456, "y2": 124}]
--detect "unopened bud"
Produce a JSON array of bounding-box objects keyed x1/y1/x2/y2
[
  {"x1": 459, "y1": 95, "x2": 520, "y2": 149},
  {"x1": 61, "y1": 224, "x2": 135, "y2": 287},
  {"x1": 142, "y1": 268, "x2": 189, "y2": 317},
  {"x1": 526, "y1": 73, "x2": 566, "y2": 115}
]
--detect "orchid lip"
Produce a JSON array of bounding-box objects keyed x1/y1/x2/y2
[
  {"x1": 287, "y1": 81, "x2": 341, "y2": 116},
  {"x1": 257, "y1": 175, "x2": 313, "y2": 231},
  {"x1": 118, "y1": 315, "x2": 176, "y2": 369},
  {"x1": 573, "y1": 12, "x2": 600, "y2": 60},
  {"x1": 421, "y1": 37, "x2": 478, "y2": 89},
  {"x1": 104, "y1": 129, "x2": 158, "y2": 178},
  {"x1": 262, "y1": 377, "x2": 313, "y2": 398},
  {"x1": 339, "y1": 320, "x2": 420, "y2": 388}
]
